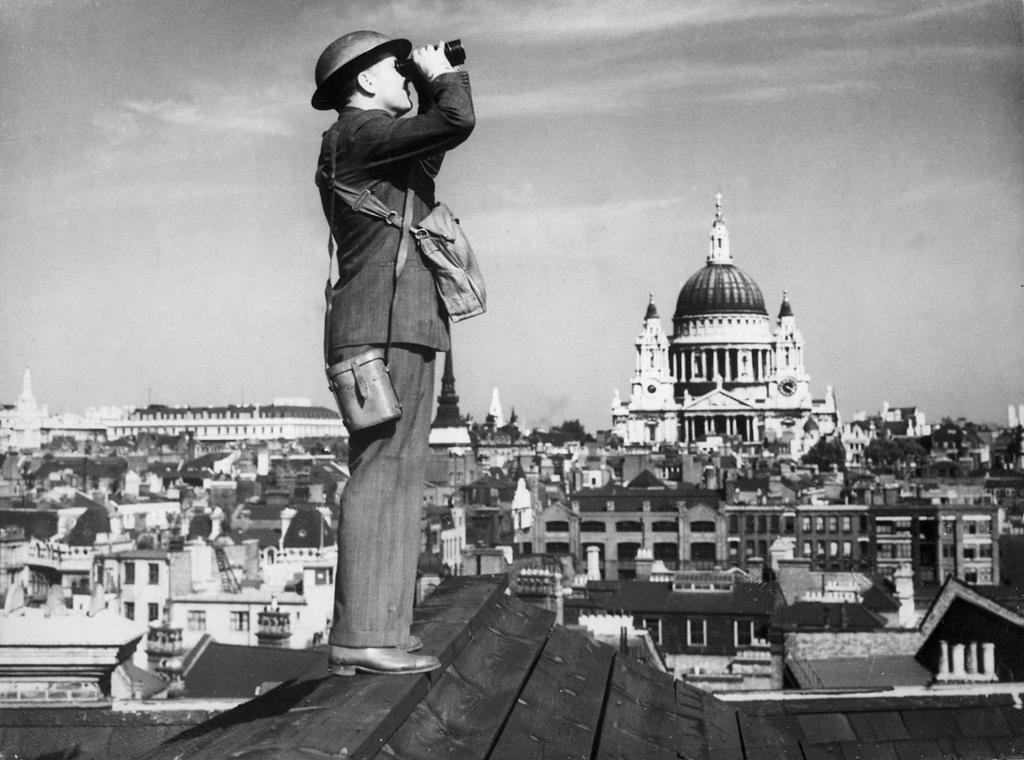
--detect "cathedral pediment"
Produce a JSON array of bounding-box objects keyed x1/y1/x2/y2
[{"x1": 682, "y1": 388, "x2": 755, "y2": 412}]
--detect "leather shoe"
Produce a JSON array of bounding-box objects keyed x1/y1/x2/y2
[
  {"x1": 405, "y1": 635, "x2": 422, "y2": 653},
  {"x1": 327, "y1": 646, "x2": 440, "y2": 677}
]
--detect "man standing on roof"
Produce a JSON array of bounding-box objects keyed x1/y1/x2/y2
[{"x1": 311, "y1": 31, "x2": 474, "y2": 675}]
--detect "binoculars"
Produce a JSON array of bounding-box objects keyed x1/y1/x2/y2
[{"x1": 395, "y1": 39, "x2": 466, "y2": 77}]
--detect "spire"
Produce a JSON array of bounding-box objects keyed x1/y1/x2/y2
[
  {"x1": 488, "y1": 387, "x2": 505, "y2": 428},
  {"x1": 19, "y1": 368, "x2": 33, "y2": 403},
  {"x1": 431, "y1": 350, "x2": 464, "y2": 429},
  {"x1": 778, "y1": 290, "x2": 793, "y2": 319},
  {"x1": 644, "y1": 293, "x2": 659, "y2": 320},
  {"x1": 707, "y1": 192, "x2": 732, "y2": 264}
]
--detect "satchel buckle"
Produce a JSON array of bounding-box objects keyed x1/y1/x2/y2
[{"x1": 411, "y1": 227, "x2": 429, "y2": 240}]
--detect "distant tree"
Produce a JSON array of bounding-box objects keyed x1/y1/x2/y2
[
  {"x1": 552, "y1": 419, "x2": 592, "y2": 443},
  {"x1": 802, "y1": 438, "x2": 846, "y2": 472},
  {"x1": 865, "y1": 437, "x2": 928, "y2": 468}
]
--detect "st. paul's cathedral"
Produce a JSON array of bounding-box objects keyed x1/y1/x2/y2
[{"x1": 611, "y1": 195, "x2": 839, "y2": 453}]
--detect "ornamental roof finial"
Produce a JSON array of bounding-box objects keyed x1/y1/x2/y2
[{"x1": 715, "y1": 192, "x2": 723, "y2": 220}]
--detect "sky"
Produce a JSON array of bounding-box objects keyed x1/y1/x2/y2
[{"x1": 1, "y1": 0, "x2": 1022, "y2": 433}]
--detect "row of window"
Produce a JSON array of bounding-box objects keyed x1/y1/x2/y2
[
  {"x1": 549, "y1": 541, "x2": 716, "y2": 562},
  {"x1": 124, "y1": 602, "x2": 160, "y2": 621},
  {"x1": 639, "y1": 617, "x2": 757, "y2": 648},
  {"x1": 186, "y1": 610, "x2": 249, "y2": 632},
  {"x1": 548, "y1": 520, "x2": 718, "y2": 534},
  {"x1": 124, "y1": 561, "x2": 161, "y2": 586},
  {"x1": 552, "y1": 514, "x2": 876, "y2": 537}
]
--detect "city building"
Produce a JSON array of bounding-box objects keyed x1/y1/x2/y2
[
  {"x1": 105, "y1": 401, "x2": 344, "y2": 443},
  {"x1": 612, "y1": 195, "x2": 840, "y2": 450}
]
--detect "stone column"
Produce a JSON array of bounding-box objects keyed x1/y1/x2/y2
[
  {"x1": 951, "y1": 643, "x2": 966, "y2": 677},
  {"x1": 938, "y1": 640, "x2": 950, "y2": 678},
  {"x1": 982, "y1": 642, "x2": 995, "y2": 678},
  {"x1": 966, "y1": 641, "x2": 978, "y2": 675}
]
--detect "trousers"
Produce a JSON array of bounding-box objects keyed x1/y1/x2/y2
[{"x1": 328, "y1": 343, "x2": 436, "y2": 648}]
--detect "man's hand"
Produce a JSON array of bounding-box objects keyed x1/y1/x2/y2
[{"x1": 411, "y1": 42, "x2": 456, "y2": 81}]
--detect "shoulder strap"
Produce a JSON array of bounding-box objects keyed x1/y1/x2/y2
[{"x1": 322, "y1": 124, "x2": 412, "y2": 369}]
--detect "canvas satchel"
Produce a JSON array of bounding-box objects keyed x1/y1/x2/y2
[
  {"x1": 412, "y1": 203, "x2": 486, "y2": 322},
  {"x1": 327, "y1": 170, "x2": 486, "y2": 323}
]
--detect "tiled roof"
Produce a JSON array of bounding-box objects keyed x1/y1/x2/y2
[
  {"x1": 141, "y1": 577, "x2": 773, "y2": 760},
  {"x1": 730, "y1": 688, "x2": 1024, "y2": 760}
]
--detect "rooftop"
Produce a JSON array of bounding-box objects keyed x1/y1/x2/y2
[{"x1": 5, "y1": 577, "x2": 1024, "y2": 759}]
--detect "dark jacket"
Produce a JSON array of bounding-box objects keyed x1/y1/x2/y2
[{"x1": 316, "y1": 70, "x2": 475, "y2": 352}]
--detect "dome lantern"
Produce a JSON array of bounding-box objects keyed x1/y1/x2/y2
[{"x1": 707, "y1": 192, "x2": 732, "y2": 264}]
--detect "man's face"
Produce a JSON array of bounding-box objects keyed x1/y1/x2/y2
[{"x1": 366, "y1": 56, "x2": 411, "y2": 116}]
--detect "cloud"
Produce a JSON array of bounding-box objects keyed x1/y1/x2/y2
[{"x1": 122, "y1": 98, "x2": 294, "y2": 137}]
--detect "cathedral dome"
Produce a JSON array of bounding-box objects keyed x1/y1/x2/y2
[{"x1": 674, "y1": 263, "x2": 767, "y2": 319}]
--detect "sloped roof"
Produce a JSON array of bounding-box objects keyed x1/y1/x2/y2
[
  {"x1": 603, "y1": 580, "x2": 776, "y2": 616},
  {"x1": 65, "y1": 505, "x2": 111, "y2": 545},
  {"x1": 23, "y1": 576, "x2": 1022, "y2": 760},
  {"x1": 787, "y1": 654, "x2": 931, "y2": 689},
  {"x1": 282, "y1": 508, "x2": 334, "y2": 549},
  {"x1": 141, "y1": 577, "x2": 779, "y2": 760},
  {"x1": 626, "y1": 469, "x2": 666, "y2": 488},
  {"x1": 183, "y1": 641, "x2": 325, "y2": 698},
  {"x1": 775, "y1": 601, "x2": 886, "y2": 630}
]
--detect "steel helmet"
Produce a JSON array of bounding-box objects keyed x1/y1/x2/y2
[{"x1": 311, "y1": 30, "x2": 412, "y2": 110}]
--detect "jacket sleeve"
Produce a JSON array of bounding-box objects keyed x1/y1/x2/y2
[{"x1": 345, "y1": 71, "x2": 475, "y2": 171}]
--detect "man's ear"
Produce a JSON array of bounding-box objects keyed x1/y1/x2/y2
[{"x1": 356, "y1": 70, "x2": 376, "y2": 96}]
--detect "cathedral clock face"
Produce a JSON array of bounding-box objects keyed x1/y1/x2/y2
[
  {"x1": 778, "y1": 377, "x2": 798, "y2": 397},
  {"x1": 646, "y1": 384, "x2": 658, "y2": 396}
]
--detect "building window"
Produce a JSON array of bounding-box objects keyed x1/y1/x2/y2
[
  {"x1": 829, "y1": 541, "x2": 839, "y2": 557},
  {"x1": 640, "y1": 617, "x2": 663, "y2": 645},
  {"x1": 581, "y1": 521, "x2": 605, "y2": 533},
  {"x1": 148, "y1": 563, "x2": 160, "y2": 585},
  {"x1": 148, "y1": 603, "x2": 159, "y2": 622},
  {"x1": 545, "y1": 520, "x2": 569, "y2": 532},
  {"x1": 745, "y1": 515, "x2": 756, "y2": 532},
  {"x1": 314, "y1": 568, "x2": 333, "y2": 585},
  {"x1": 735, "y1": 620, "x2": 754, "y2": 647},
  {"x1": 188, "y1": 610, "x2": 206, "y2": 631},
  {"x1": 124, "y1": 562, "x2": 136, "y2": 585},
  {"x1": 827, "y1": 517, "x2": 838, "y2": 533},
  {"x1": 770, "y1": 515, "x2": 780, "y2": 534},
  {"x1": 815, "y1": 517, "x2": 825, "y2": 533},
  {"x1": 653, "y1": 520, "x2": 677, "y2": 532},
  {"x1": 616, "y1": 521, "x2": 642, "y2": 533},
  {"x1": 728, "y1": 515, "x2": 739, "y2": 533},
  {"x1": 841, "y1": 516, "x2": 852, "y2": 533},
  {"x1": 690, "y1": 521, "x2": 715, "y2": 534},
  {"x1": 617, "y1": 542, "x2": 641, "y2": 561},
  {"x1": 801, "y1": 517, "x2": 811, "y2": 532},
  {"x1": 545, "y1": 542, "x2": 570, "y2": 554},
  {"x1": 654, "y1": 542, "x2": 678, "y2": 562},
  {"x1": 230, "y1": 611, "x2": 250, "y2": 632},
  {"x1": 842, "y1": 541, "x2": 852, "y2": 557},
  {"x1": 687, "y1": 618, "x2": 707, "y2": 647},
  {"x1": 783, "y1": 516, "x2": 795, "y2": 534},
  {"x1": 691, "y1": 542, "x2": 716, "y2": 563},
  {"x1": 124, "y1": 602, "x2": 135, "y2": 620},
  {"x1": 757, "y1": 516, "x2": 768, "y2": 533}
]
